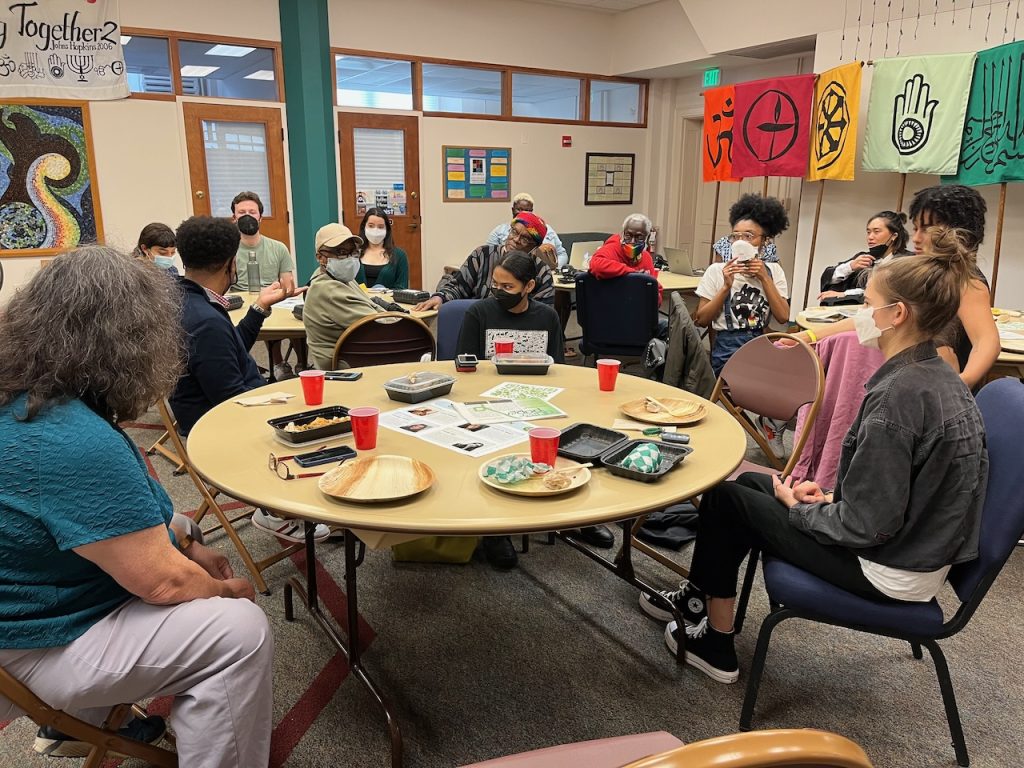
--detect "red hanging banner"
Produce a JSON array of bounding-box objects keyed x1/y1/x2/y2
[
  {"x1": 702, "y1": 85, "x2": 739, "y2": 182},
  {"x1": 732, "y1": 74, "x2": 815, "y2": 178}
]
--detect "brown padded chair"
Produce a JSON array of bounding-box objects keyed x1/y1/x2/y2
[
  {"x1": 157, "y1": 400, "x2": 302, "y2": 595},
  {"x1": 0, "y1": 665, "x2": 176, "y2": 767},
  {"x1": 459, "y1": 729, "x2": 871, "y2": 768},
  {"x1": 331, "y1": 312, "x2": 436, "y2": 369},
  {"x1": 630, "y1": 332, "x2": 824, "y2": 582}
]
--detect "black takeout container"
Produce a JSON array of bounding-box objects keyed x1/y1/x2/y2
[
  {"x1": 599, "y1": 439, "x2": 693, "y2": 483},
  {"x1": 267, "y1": 405, "x2": 351, "y2": 444},
  {"x1": 558, "y1": 423, "x2": 629, "y2": 463}
]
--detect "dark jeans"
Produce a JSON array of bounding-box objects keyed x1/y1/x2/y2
[
  {"x1": 688, "y1": 473, "x2": 885, "y2": 601},
  {"x1": 711, "y1": 328, "x2": 760, "y2": 377}
]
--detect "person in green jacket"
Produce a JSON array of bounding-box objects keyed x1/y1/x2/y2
[
  {"x1": 303, "y1": 223, "x2": 383, "y2": 369},
  {"x1": 356, "y1": 207, "x2": 409, "y2": 290}
]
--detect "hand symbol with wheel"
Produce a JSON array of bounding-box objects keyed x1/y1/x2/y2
[{"x1": 891, "y1": 74, "x2": 938, "y2": 155}]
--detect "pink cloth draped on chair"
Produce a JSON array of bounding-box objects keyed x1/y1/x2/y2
[{"x1": 792, "y1": 331, "x2": 884, "y2": 488}]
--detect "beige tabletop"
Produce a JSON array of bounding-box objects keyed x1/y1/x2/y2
[
  {"x1": 554, "y1": 271, "x2": 701, "y2": 294},
  {"x1": 993, "y1": 308, "x2": 1024, "y2": 354},
  {"x1": 227, "y1": 292, "x2": 438, "y2": 341},
  {"x1": 187, "y1": 361, "x2": 746, "y2": 541},
  {"x1": 795, "y1": 305, "x2": 862, "y2": 331}
]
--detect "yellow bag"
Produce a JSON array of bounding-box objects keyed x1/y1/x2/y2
[{"x1": 391, "y1": 536, "x2": 479, "y2": 564}]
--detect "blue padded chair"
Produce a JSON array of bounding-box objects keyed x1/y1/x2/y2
[
  {"x1": 575, "y1": 272, "x2": 659, "y2": 364},
  {"x1": 738, "y1": 377, "x2": 1024, "y2": 768},
  {"x1": 435, "y1": 299, "x2": 476, "y2": 360}
]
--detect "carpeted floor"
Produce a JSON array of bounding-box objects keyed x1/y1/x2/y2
[{"x1": 1, "y1": 344, "x2": 1021, "y2": 767}]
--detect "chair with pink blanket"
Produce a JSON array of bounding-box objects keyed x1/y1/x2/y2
[{"x1": 791, "y1": 331, "x2": 884, "y2": 488}]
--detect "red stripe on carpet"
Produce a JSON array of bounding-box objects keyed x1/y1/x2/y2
[{"x1": 269, "y1": 652, "x2": 350, "y2": 768}]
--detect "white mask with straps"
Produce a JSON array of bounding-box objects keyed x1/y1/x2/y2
[{"x1": 853, "y1": 303, "x2": 896, "y2": 349}]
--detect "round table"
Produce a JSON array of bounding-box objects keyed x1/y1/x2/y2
[
  {"x1": 187, "y1": 361, "x2": 746, "y2": 537},
  {"x1": 227, "y1": 292, "x2": 438, "y2": 342},
  {"x1": 188, "y1": 361, "x2": 745, "y2": 767}
]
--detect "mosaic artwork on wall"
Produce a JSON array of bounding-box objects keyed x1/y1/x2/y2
[{"x1": 0, "y1": 102, "x2": 102, "y2": 254}]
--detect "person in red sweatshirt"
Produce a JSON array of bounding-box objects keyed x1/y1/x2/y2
[{"x1": 589, "y1": 213, "x2": 662, "y2": 306}]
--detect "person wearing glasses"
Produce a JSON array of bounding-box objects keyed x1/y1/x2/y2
[
  {"x1": 694, "y1": 194, "x2": 791, "y2": 377},
  {"x1": 411, "y1": 212, "x2": 555, "y2": 312},
  {"x1": 303, "y1": 223, "x2": 384, "y2": 371},
  {"x1": 0, "y1": 247, "x2": 274, "y2": 767},
  {"x1": 588, "y1": 213, "x2": 663, "y2": 306},
  {"x1": 485, "y1": 192, "x2": 567, "y2": 268}
]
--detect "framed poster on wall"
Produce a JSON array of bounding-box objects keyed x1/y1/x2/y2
[
  {"x1": 0, "y1": 101, "x2": 104, "y2": 257},
  {"x1": 585, "y1": 152, "x2": 635, "y2": 206},
  {"x1": 443, "y1": 146, "x2": 511, "y2": 202}
]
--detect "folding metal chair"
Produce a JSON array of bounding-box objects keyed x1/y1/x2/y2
[
  {"x1": 157, "y1": 400, "x2": 301, "y2": 594},
  {"x1": 332, "y1": 312, "x2": 436, "y2": 369}
]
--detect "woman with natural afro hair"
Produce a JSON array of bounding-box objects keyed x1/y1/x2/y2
[{"x1": 695, "y1": 194, "x2": 792, "y2": 376}]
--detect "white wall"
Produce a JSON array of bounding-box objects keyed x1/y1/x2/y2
[
  {"x1": 791, "y1": 8, "x2": 1023, "y2": 309},
  {"x1": 417, "y1": 117, "x2": 648, "y2": 288}
]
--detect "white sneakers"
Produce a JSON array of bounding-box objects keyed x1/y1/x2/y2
[{"x1": 251, "y1": 508, "x2": 331, "y2": 543}]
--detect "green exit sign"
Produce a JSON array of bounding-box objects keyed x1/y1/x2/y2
[{"x1": 703, "y1": 68, "x2": 721, "y2": 88}]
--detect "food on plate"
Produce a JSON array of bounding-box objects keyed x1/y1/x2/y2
[
  {"x1": 542, "y1": 473, "x2": 572, "y2": 490},
  {"x1": 283, "y1": 415, "x2": 349, "y2": 433}
]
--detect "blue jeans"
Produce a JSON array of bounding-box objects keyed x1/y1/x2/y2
[{"x1": 711, "y1": 328, "x2": 761, "y2": 377}]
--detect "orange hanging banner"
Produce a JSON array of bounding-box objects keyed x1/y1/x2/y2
[{"x1": 703, "y1": 85, "x2": 740, "y2": 182}]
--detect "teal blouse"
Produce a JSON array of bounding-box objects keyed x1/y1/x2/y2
[{"x1": 356, "y1": 247, "x2": 409, "y2": 290}]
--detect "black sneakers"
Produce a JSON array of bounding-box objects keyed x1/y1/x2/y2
[
  {"x1": 34, "y1": 714, "x2": 167, "y2": 758},
  {"x1": 481, "y1": 536, "x2": 518, "y2": 570},
  {"x1": 639, "y1": 580, "x2": 707, "y2": 626},
  {"x1": 665, "y1": 618, "x2": 739, "y2": 684}
]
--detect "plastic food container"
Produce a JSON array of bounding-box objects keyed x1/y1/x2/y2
[
  {"x1": 599, "y1": 439, "x2": 693, "y2": 483},
  {"x1": 558, "y1": 423, "x2": 629, "y2": 463},
  {"x1": 267, "y1": 405, "x2": 351, "y2": 444},
  {"x1": 383, "y1": 372, "x2": 456, "y2": 403},
  {"x1": 492, "y1": 353, "x2": 554, "y2": 375}
]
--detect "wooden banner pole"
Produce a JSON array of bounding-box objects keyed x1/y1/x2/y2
[
  {"x1": 762, "y1": 176, "x2": 769, "y2": 196},
  {"x1": 895, "y1": 173, "x2": 907, "y2": 211},
  {"x1": 991, "y1": 181, "x2": 1007, "y2": 305},
  {"x1": 708, "y1": 181, "x2": 722, "y2": 265},
  {"x1": 802, "y1": 181, "x2": 827, "y2": 310}
]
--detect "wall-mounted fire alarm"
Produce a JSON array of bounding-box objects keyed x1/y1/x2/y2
[{"x1": 561, "y1": 135, "x2": 572, "y2": 148}]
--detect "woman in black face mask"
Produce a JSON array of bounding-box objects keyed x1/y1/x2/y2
[
  {"x1": 456, "y1": 250, "x2": 564, "y2": 364},
  {"x1": 818, "y1": 211, "x2": 911, "y2": 304}
]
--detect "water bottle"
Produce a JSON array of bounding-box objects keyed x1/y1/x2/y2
[
  {"x1": 246, "y1": 251, "x2": 260, "y2": 294},
  {"x1": 582, "y1": 251, "x2": 591, "y2": 271}
]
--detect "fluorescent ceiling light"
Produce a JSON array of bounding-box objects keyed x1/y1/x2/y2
[
  {"x1": 120, "y1": 35, "x2": 132, "y2": 45},
  {"x1": 180, "y1": 65, "x2": 220, "y2": 77},
  {"x1": 244, "y1": 70, "x2": 275, "y2": 81},
  {"x1": 205, "y1": 44, "x2": 255, "y2": 57}
]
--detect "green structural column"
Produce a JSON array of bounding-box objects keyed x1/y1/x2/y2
[{"x1": 279, "y1": 0, "x2": 336, "y2": 281}]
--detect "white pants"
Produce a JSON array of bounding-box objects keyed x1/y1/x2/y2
[{"x1": 0, "y1": 593, "x2": 274, "y2": 768}]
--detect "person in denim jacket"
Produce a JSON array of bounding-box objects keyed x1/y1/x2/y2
[{"x1": 640, "y1": 226, "x2": 988, "y2": 685}]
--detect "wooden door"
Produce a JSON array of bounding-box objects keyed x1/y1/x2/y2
[
  {"x1": 337, "y1": 113, "x2": 422, "y2": 289},
  {"x1": 183, "y1": 103, "x2": 290, "y2": 247}
]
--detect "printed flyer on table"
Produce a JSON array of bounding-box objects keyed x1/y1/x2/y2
[{"x1": 379, "y1": 399, "x2": 535, "y2": 457}]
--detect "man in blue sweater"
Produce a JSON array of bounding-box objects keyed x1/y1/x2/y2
[{"x1": 171, "y1": 216, "x2": 329, "y2": 542}]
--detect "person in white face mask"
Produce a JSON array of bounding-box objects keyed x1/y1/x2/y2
[
  {"x1": 133, "y1": 222, "x2": 179, "y2": 275},
  {"x1": 356, "y1": 207, "x2": 409, "y2": 290},
  {"x1": 302, "y1": 223, "x2": 384, "y2": 370}
]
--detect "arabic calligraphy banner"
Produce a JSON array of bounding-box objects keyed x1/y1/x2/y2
[
  {"x1": 0, "y1": 0, "x2": 129, "y2": 100},
  {"x1": 944, "y1": 41, "x2": 1024, "y2": 185},
  {"x1": 808, "y1": 62, "x2": 862, "y2": 182},
  {"x1": 702, "y1": 85, "x2": 740, "y2": 182},
  {"x1": 732, "y1": 75, "x2": 815, "y2": 178},
  {"x1": 863, "y1": 53, "x2": 976, "y2": 174}
]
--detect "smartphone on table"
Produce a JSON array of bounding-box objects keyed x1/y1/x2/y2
[
  {"x1": 293, "y1": 445, "x2": 357, "y2": 467},
  {"x1": 324, "y1": 370, "x2": 363, "y2": 381}
]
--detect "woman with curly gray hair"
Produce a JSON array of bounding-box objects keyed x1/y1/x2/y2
[{"x1": 0, "y1": 247, "x2": 273, "y2": 768}]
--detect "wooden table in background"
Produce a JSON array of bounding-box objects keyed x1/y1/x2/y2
[
  {"x1": 554, "y1": 270, "x2": 701, "y2": 295},
  {"x1": 187, "y1": 361, "x2": 745, "y2": 767}
]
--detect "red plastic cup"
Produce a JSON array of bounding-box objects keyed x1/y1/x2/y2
[
  {"x1": 596, "y1": 359, "x2": 620, "y2": 392},
  {"x1": 298, "y1": 370, "x2": 325, "y2": 405},
  {"x1": 494, "y1": 337, "x2": 515, "y2": 355},
  {"x1": 349, "y1": 407, "x2": 380, "y2": 450},
  {"x1": 528, "y1": 427, "x2": 560, "y2": 466}
]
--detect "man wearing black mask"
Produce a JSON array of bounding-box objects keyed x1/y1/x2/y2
[{"x1": 231, "y1": 191, "x2": 296, "y2": 296}]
